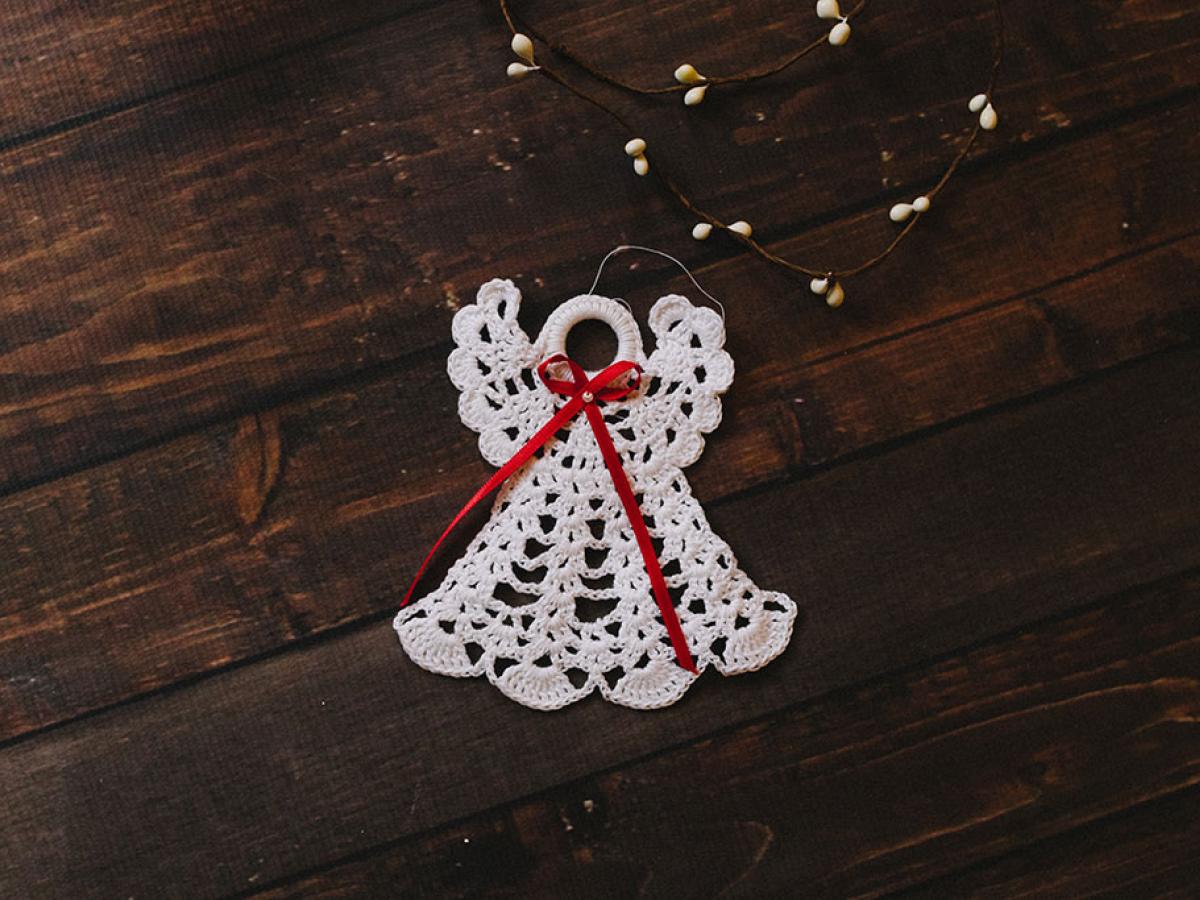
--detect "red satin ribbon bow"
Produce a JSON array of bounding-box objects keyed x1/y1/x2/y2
[{"x1": 401, "y1": 353, "x2": 697, "y2": 673}]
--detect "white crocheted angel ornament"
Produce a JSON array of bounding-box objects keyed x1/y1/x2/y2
[{"x1": 395, "y1": 279, "x2": 796, "y2": 709}]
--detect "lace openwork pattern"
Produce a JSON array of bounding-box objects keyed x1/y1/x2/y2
[{"x1": 395, "y1": 279, "x2": 796, "y2": 709}]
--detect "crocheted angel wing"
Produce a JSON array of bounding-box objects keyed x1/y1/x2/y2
[
  {"x1": 629, "y1": 294, "x2": 733, "y2": 469},
  {"x1": 447, "y1": 279, "x2": 552, "y2": 466}
]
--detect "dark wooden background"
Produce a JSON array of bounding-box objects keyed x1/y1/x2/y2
[{"x1": 1, "y1": 0, "x2": 1198, "y2": 896}]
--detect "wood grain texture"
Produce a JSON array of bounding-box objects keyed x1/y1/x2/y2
[
  {"x1": 2, "y1": 0, "x2": 1198, "y2": 895},
  {"x1": 899, "y1": 788, "x2": 1200, "y2": 899},
  {"x1": 250, "y1": 569, "x2": 1200, "y2": 899},
  {"x1": 2, "y1": 100, "x2": 1197, "y2": 743},
  {"x1": 1, "y1": 0, "x2": 1197, "y2": 492},
  {"x1": 2, "y1": 351, "x2": 1198, "y2": 897},
  {"x1": 0, "y1": 0, "x2": 404, "y2": 141}
]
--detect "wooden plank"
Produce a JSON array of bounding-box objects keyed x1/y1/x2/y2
[
  {"x1": 782, "y1": 231, "x2": 1200, "y2": 468},
  {"x1": 2, "y1": 0, "x2": 1197, "y2": 491},
  {"x1": 0, "y1": 1, "x2": 410, "y2": 142},
  {"x1": 1, "y1": 351, "x2": 1198, "y2": 897},
  {"x1": 1, "y1": 221, "x2": 1196, "y2": 743},
  {"x1": 250, "y1": 570, "x2": 1200, "y2": 899},
  {"x1": 900, "y1": 789, "x2": 1200, "y2": 899}
]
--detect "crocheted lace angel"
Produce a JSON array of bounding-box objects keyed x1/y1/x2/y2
[{"x1": 395, "y1": 279, "x2": 796, "y2": 709}]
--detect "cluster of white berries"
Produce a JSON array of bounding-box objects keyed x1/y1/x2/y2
[
  {"x1": 969, "y1": 92, "x2": 999, "y2": 129},
  {"x1": 674, "y1": 64, "x2": 709, "y2": 106},
  {"x1": 506, "y1": 33, "x2": 540, "y2": 80},
  {"x1": 889, "y1": 194, "x2": 931, "y2": 223},
  {"x1": 691, "y1": 220, "x2": 751, "y2": 241},
  {"x1": 816, "y1": 0, "x2": 852, "y2": 46},
  {"x1": 674, "y1": 0, "x2": 850, "y2": 107},
  {"x1": 624, "y1": 138, "x2": 650, "y2": 176},
  {"x1": 809, "y1": 276, "x2": 845, "y2": 308}
]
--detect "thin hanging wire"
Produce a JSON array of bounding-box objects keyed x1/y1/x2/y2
[{"x1": 587, "y1": 244, "x2": 726, "y2": 323}]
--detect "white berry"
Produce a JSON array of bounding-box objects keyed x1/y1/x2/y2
[
  {"x1": 674, "y1": 64, "x2": 704, "y2": 85},
  {"x1": 728, "y1": 220, "x2": 752, "y2": 237},
  {"x1": 979, "y1": 102, "x2": 998, "y2": 130},
  {"x1": 826, "y1": 282, "x2": 845, "y2": 308},
  {"x1": 692, "y1": 223, "x2": 713, "y2": 240},
  {"x1": 511, "y1": 33, "x2": 534, "y2": 63},
  {"x1": 684, "y1": 84, "x2": 709, "y2": 106},
  {"x1": 624, "y1": 138, "x2": 646, "y2": 157},
  {"x1": 968, "y1": 93, "x2": 989, "y2": 113},
  {"x1": 816, "y1": 0, "x2": 841, "y2": 19},
  {"x1": 829, "y1": 21, "x2": 851, "y2": 46}
]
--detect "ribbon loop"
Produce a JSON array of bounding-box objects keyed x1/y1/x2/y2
[
  {"x1": 402, "y1": 353, "x2": 696, "y2": 673},
  {"x1": 537, "y1": 353, "x2": 641, "y2": 402}
]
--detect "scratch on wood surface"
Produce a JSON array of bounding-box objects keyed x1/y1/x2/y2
[
  {"x1": 408, "y1": 780, "x2": 424, "y2": 821},
  {"x1": 95, "y1": 323, "x2": 267, "y2": 364},
  {"x1": 716, "y1": 820, "x2": 776, "y2": 897},
  {"x1": 232, "y1": 411, "x2": 282, "y2": 528},
  {"x1": 1036, "y1": 104, "x2": 1073, "y2": 129},
  {"x1": 333, "y1": 482, "x2": 450, "y2": 524},
  {"x1": 635, "y1": 864, "x2": 655, "y2": 898}
]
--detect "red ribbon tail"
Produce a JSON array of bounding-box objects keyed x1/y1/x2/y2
[{"x1": 585, "y1": 404, "x2": 698, "y2": 674}]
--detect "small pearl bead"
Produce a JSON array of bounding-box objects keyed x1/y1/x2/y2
[
  {"x1": 889, "y1": 202, "x2": 914, "y2": 223},
  {"x1": 728, "y1": 220, "x2": 752, "y2": 237},
  {"x1": 674, "y1": 64, "x2": 704, "y2": 85},
  {"x1": 912, "y1": 195, "x2": 931, "y2": 213},
  {"x1": 633, "y1": 154, "x2": 650, "y2": 176},
  {"x1": 582, "y1": 391, "x2": 594, "y2": 403},
  {"x1": 507, "y1": 62, "x2": 532, "y2": 80},
  {"x1": 829, "y1": 21, "x2": 851, "y2": 46},
  {"x1": 624, "y1": 138, "x2": 647, "y2": 157},
  {"x1": 511, "y1": 33, "x2": 535, "y2": 63},
  {"x1": 692, "y1": 223, "x2": 713, "y2": 240},
  {"x1": 979, "y1": 103, "x2": 999, "y2": 130},
  {"x1": 809, "y1": 277, "x2": 829, "y2": 295},
  {"x1": 815, "y1": 0, "x2": 841, "y2": 19},
  {"x1": 826, "y1": 282, "x2": 845, "y2": 308},
  {"x1": 968, "y1": 93, "x2": 989, "y2": 113},
  {"x1": 684, "y1": 84, "x2": 709, "y2": 106}
]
